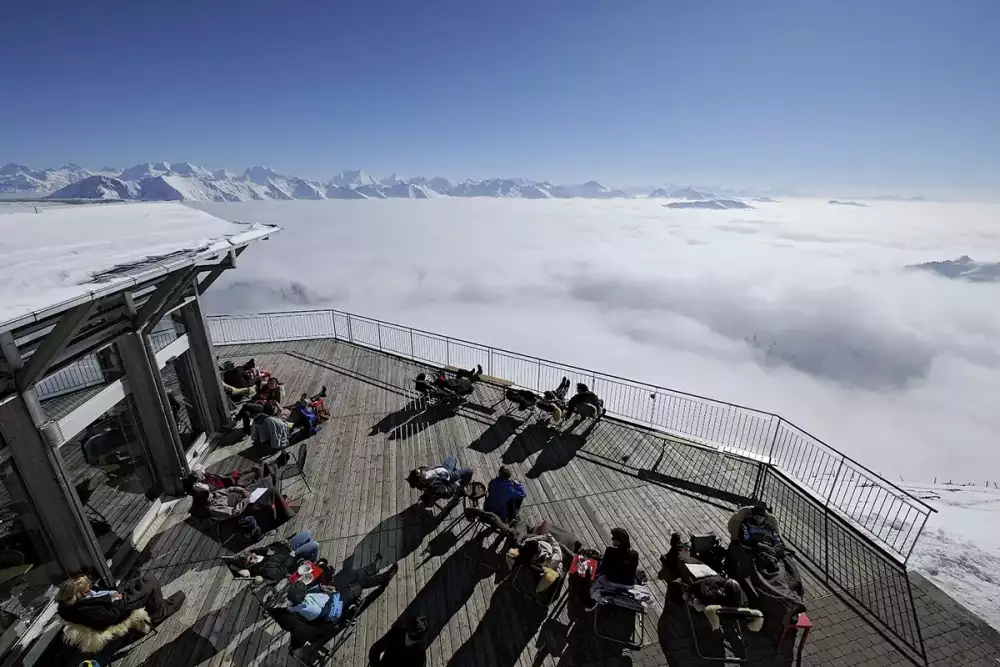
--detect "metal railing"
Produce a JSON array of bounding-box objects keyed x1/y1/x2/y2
[
  {"x1": 207, "y1": 307, "x2": 935, "y2": 563},
  {"x1": 35, "y1": 355, "x2": 105, "y2": 400}
]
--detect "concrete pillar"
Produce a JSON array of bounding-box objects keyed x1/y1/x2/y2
[
  {"x1": 116, "y1": 333, "x2": 188, "y2": 496},
  {"x1": 0, "y1": 392, "x2": 114, "y2": 586},
  {"x1": 181, "y1": 292, "x2": 230, "y2": 434}
]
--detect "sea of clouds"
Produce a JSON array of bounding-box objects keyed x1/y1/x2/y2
[{"x1": 194, "y1": 198, "x2": 1000, "y2": 483}]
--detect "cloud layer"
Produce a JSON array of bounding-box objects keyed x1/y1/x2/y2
[{"x1": 196, "y1": 198, "x2": 1000, "y2": 482}]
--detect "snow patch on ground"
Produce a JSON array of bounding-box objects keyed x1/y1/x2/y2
[{"x1": 905, "y1": 483, "x2": 1000, "y2": 632}]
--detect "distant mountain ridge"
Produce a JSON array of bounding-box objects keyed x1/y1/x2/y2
[
  {"x1": 6, "y1": 160, "x2": 758, "y2": 203},
  {"x1": 907, "y1": 256, "x2": 1000, "y2": 283}
]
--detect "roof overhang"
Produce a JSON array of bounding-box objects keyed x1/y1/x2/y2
[{"x1": 0, "y1": 223, "x2": 278, "y2": 396}]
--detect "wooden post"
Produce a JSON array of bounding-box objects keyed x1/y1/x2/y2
[
  {"x1": 116, "y1": 333, "x2": 188, "y2": 496},
  {"x1": 181, "y1": 292, "x2": 230, "y2": 434},
  {"x1": 0, "y1": 393, "x2": 114, "y2": 585}
]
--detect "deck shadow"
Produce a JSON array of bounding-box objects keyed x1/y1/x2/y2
[
  {"x1": 385, "y1": 541, "x2": 499, "y2": 650},
  {"x1": 501, "y1": 423, "x2": 556, "y2": 465},
  {"x1": 468, "y1": 414, "x2": 523, "y2": 454},
  {"x1": 445, "y1": 574, "x2": 549, "y2": 667},
  {"x1": 369, "y1": 399, "x2": 428, "y2": 435},
  {"x1": 526, "y1": 433, "x2": 587, "y2": 479},
  {"x1": 339, "y1": 501, "x2": 459, "y2": 576}
]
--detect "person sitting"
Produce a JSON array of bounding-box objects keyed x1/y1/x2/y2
[
  {"x1": 286, "y1": 554, "x2": 398, "y2": 625},
  {"x1": 739, "y1": 504, "x2": 785, "y2": 568},
  {"x1": 223, "y1": 530, "x2": 321, "y2": 583},
  {"x1": 57, "y1": 573, "x2": 184, "y2": 655},
  {"x1": 598, "y1": 528, "x2": 640, "y2": 585},
  {"x1": 564, "y1": 383, "x2": 604, "y2": 430},
  {"x1": 406, "y1": 455, "x2": 474, "y2": 504},
  {"x1": 482, "y1": 466, "x2": 526, "y2": 524},
  {"x1": 251, "y1": 401, "x2": 292, "y2": 451},
  {"x1": 587, "y1": 528, "x2": 650, "y2": 610},
  {"x1": 369, "y1": 615, "x2": 428, "y2": 667}
]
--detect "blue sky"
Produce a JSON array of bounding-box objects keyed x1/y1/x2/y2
[{"x1": 2, "y1": 0, "x2": 997, "y2": 192}]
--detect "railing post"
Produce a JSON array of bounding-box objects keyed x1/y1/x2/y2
[
  {"x1": 409, "y1": 329, "x2": 415, "y2": 360},
  {"x1": 766, "y1": 416, "x2": 782, "y2": 464},
  {"x1": 903, "y1": 511, "x2": 931, "y2": 566},
  {"x1": 446, "y1": 337, "x2": 450, "y2": 366},
  {"x1": 536, "y1": 360, "x2": 541, "y2": 391},
  {"x1": 377, "y1": 323, "x2": 383, "y2": 351},
  {"x1": 330, "y1": 310, "x2": 337, "y2": 339},
  {"x1": 647, "y1": 392, "x2": 656, "y2": 426},
  {"x1": 347, "y1": 314, "x2": 354, "y2": 343},
  {"x1": 822, "y1": 457, "x2": 846, "y2": 581}
]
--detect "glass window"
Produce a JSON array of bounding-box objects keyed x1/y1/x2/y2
[
  {"x1": 0, "y1": 449, "x2": 59, "y2": 653},
  {"x1": 161, "y1": 351, "x2": 206, "y2": 452},
  {"x1": 61, "y1": 396, "x2": 155, "y2": 568}
]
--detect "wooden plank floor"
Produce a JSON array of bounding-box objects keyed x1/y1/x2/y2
[{"x1": 118, "y1": 339, "x2": 1000, "y2": 667}]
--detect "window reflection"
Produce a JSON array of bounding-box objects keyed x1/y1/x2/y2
[{"x1": 0, "y1": 451, "x2": 58, "y2": 646}]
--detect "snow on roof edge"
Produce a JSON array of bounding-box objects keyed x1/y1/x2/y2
[{"x1": 0, "y1": 218, "x2": 280, "y2": 334}]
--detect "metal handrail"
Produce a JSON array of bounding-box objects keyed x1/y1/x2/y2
[{"x1": 206, "y1": 307, "x2": 935, "y2": 562}]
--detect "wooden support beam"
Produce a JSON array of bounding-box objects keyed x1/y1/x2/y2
[
  {"x1": 136, "y1": 266, "x2": 198, "y2": 333},
  {"x1": 0, "y1": 393, "x2": 114, "y2": 585},
  {"x1": 16, "y1": 302, "x2": 95, "y2": 389},
  {"x1": 197, "y1": 246, "x2": 244, "y2": 295},
  {"x1": 134, "y1": 267, "x2": 197, "y2": 331}
]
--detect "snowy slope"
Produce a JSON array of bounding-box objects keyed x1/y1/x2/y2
[
  {"x1": 0, "y1": 163, "x2": 94, "y2": 193},
  {"x1": 904, "y1": 483, "x2": 1000, "y2": 632},
  {"x1": 47, "y1": 175, "x2": 138, "y2": 200}
]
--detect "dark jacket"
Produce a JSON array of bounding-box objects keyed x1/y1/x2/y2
[
  {"x1": 483, "y1": 478, "x2": 526, "y2": 521},
  {"x1": 568, "y1": 390, "x2": 602, "y2": 411},
  {"x1": 223, "y1": 367, "x2": 253, "y2": 389},
  {"x1": 599, "y1": 546, "x2": 639, "y2": 585},
  {"x1": 252, "y1": 544, "x2": 300, "y2": 582},
  {"x1": 58, "y1": 593, "x2": 130, "y2": 631},
  {"x1": 369, "y1": 626, "x2": 427, "y2": 667}
]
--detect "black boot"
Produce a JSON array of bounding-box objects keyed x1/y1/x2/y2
[{"x1": 151, "y1": 591, "x2": 185, "y2": 625}]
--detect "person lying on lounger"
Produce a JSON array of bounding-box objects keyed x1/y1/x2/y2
[
  {"x1": 407, "y1": 456, "x2": 474, "y2": 504},
  {"x1": 434, "y1": 365, "x2": 483, "y2": 394},
  {"x1": 506, "y1": 520, "x2": 580, "y2": 593},
  {"x1": 287, "y1": 386, "x2": 329, "y2": 436},
  {"x1": 286, "y1": 554, "x2": 398, "y2": 625},
  {"x1": 223, "y1": 530, "x2": 323, "y2": 583},
  {"x1": 183, "y1": 464, "x2": 274, "y2": 494}
]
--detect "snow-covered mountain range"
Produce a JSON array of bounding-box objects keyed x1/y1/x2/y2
[{"x1": 0, "y1": 161, "x2": 742, "y2": 203}]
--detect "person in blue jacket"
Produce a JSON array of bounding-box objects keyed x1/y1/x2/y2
[{"x1": 482, "y1": 466, "x2": 527, "y2": 524}]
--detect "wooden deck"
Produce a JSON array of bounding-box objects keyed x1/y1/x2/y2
[{"x1": 116, "y1": 339, "x2": 1000, "y2": 667}]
